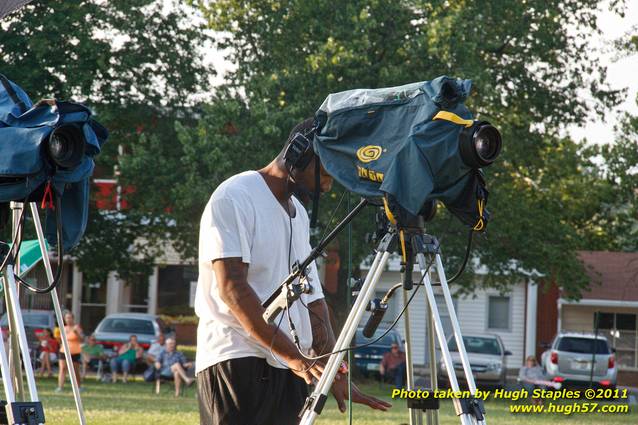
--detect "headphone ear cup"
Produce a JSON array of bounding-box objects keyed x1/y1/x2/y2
[{"x1": 284, "y1": 132, "x2": 312, "y2": 172}]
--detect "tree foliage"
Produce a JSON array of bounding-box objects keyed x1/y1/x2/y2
[
  {"x1": 147, "y1": 0, "x2": 627, "y2": 298},
  {"x1": 0, "y1": 0, "x2": 210, "y2": 282}
]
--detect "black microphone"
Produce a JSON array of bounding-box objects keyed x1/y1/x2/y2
[{"x1": 363, "y1": 298, "x2": 388, "y2": 338}]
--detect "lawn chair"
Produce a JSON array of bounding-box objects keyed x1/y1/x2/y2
[
  {"x1": 150, "y1": 365, "x2": 195, "y2": 396},
  {"x1": 82, "y1": 357, "x2": 105, "y2": 381}
]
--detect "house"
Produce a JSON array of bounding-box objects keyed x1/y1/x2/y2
[
  {"x1": 361, "y1": 250, "x2": 638, "y2": 387},
  {"x1": 15, "y1": 243, "x2": 196, "y2": 334},
  {"x1": 538, "y1": 251, "x2": 638, "y2": 386}
]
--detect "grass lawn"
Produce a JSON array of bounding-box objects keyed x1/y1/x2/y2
[{"x1": 22, "y1": 378, "x2": 635, "y2": 424}]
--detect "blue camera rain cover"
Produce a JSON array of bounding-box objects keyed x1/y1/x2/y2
[
  {"x1": 314, "y1": 76, "x2": 488, "y2": 227},
  {"x1": 0, "y1": 74, "x2": 108, "y2": 250}
]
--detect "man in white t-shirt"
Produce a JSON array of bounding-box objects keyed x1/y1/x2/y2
[{"x1": 195, "y1": 118, "x2": 391, "y2": 425}]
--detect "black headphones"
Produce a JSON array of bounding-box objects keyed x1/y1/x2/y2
[{"x1": 283, "y1": 127, "x2": 316, "y2": 173}]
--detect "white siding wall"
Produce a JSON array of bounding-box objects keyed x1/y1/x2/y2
[
  {"x1": 361, "y1": 266, "x2": 527, "y2": 370},
  {"x1": 456, "y1": 283, "x2": 527, "y2": 369}
]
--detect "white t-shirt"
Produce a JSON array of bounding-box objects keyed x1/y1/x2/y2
[
  {"x1": 195, "y1": 170, "x2": 324, "y2": 373},
  {"x1": 147, "y1": 342, "x2": 164, "y2": 359}
]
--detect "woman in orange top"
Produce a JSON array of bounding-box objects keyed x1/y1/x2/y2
[{"x1": 56, "y1": 311, "x2": 84, "y2": 392}]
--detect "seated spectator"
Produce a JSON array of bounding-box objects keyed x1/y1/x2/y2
[
  {"x1": 37, "y1": 328, "x2": 59, "y2": 378},
  {"x1": 152, "y1": 338, "x2": 193, "y2": 397},
  {"x1": 110, "y1": 335, "x2": 144, "y2": 383},
  {"x1": 380, "y1": 343, "x2": 406, "y2": 388},
  {"x1": 518, "y1": 355, "x2": 546, "y2": 405},
  {"x1": 145, "y1": 333, "x2": 165, "y2": 365},
  {"x1": 82, "y1": 334, "x2": 106, "y2": 378}
]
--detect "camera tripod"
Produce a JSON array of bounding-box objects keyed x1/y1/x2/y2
[
  {"x1": 0, "y1": 202, "x2": 85, "y2": 425},
  {"x1": 262, "y1": 199, "x2": 487, "y2": 425},
  {"x1": 298, "y1": 221, "x2": 486, "y2": 425}
]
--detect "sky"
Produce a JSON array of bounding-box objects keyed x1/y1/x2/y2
[{"x1": 565, "y1": 1, "x2": 638, "y2": 144}]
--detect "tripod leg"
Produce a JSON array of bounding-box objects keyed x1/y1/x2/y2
[
  {"x1": 299, "y1": 250, "x2": 391, "y2": 425},
  {"x1": 7, "y1": 202, "x2": 24, "y2": 401},
  {"x1": 425, "y1": 283, "x2": 438, "y2": 425},
  {"x1": 415, "y1": 254, "x2": 476, "y2": 425},
  {"x1": 433, "y1": 254, "x2": 480, "y2": 397},
  {"x1": 433, "y1": 254, "x2": 486, "y2": 425},
  {"x1": 401, "y1": 285, "x2": 422, "y2": 425},
  {"x1": 0, "y1": 296, "x2": 16, "y2": 405},
  {"x1": 30, "y1": 202, "x2": 87, "y2": 425},
  {"x1": 4, "y1": 265, "x2": 39, "y2": 401}
]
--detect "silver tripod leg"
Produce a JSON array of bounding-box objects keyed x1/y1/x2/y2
[
  {"x1": 416, "y1": 253, "x2": 486, "y2": 425},
  {"x1": 3, "y1": 266, "x2": 39, "y2": 402},
  {"x1": 7, "y1": 202, "x2": 25, "y2": 400},
  {"x1": 299, "y1": 249, "x2": 391, "y2": 425},
  {"x1": 30, "y1": 203, "x2": 86, "y2": 425},
  {"x1": 0, "y1": 308, "x2": 16, "y2": 404},
  {"x1": 433, "y1": 254, "x2": 484, "y2": 421},
  {"x1": 402, "y1": 285, "x2": 422, "y2": 425},
  {"x1": 425, "y1": 270, "x2": 439, "y2": 425}
]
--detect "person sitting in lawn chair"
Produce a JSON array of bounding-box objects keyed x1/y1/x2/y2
[
  {"x1": 82, "y1": 334, "x2": 106, "y2": 379},
  {"x1": 37, "y1": 328, "x2": 59, "y2": 378},
  {"x1": 379, "y1": 343, "x2": 406, "y2": 388},
  {"x1": 145, "y1": 332, "x2": 165, "y2": 365},
  {"x1": 110, "y1": 334, "x2": 144, "y2": 383},
  {"x1": 149, "y1": 338, "x2": 194, "y2": 397},
  {"x1": 518, "y1": 355, "x2": 561, "y2": 406}
]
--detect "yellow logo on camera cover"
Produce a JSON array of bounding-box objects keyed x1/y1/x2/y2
[{"x1": 356, "y1": 145, "x2": 382, "y2": 163}]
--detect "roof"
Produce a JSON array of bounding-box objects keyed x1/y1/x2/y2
[{"x1": 577, "y1": 251, "x2": 638, "y2": 302}]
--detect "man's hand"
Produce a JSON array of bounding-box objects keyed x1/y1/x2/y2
[
  {"x1": 288, "y1": 358, "x2": 324, "y2": 385},
  {"x1": 331, "y1": 379, "x2": 392, "y2": 412}
]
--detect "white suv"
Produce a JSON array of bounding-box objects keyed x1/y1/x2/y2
[{"x1": 541, "y1": 332, "x2": 617, "y2": 389}]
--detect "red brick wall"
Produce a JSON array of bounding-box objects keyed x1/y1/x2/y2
[{"x1": 536, "y1": 281, "x2": 560, "y2": 359}]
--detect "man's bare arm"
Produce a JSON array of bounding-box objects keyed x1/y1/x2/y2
[
  {"x1": 308, "y1": 298, "x2": 336, "y2": 357},
  {"x1": 213, "y1": 257, "x2": 322, "y2": 383}
]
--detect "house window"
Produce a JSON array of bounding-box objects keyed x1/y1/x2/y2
[
  {"x1": 157, "y1": 265, "x2": 197, "y2": 315},
  {"x1": 596, "y1": 312, "x2": 637, "y2": 370},
  {"x1": 487, "y1": 296, "x2": 510, "y2": 330}
]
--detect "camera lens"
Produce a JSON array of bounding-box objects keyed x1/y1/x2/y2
[
  {"x1": 459, "y1": 121, "x2": 502, "y2": 168},
  {"x1": 47, "y1": 125, "x2": 85, "y2": 169},
  {"x1": 473, "y1": 125, "x2": 501, "y2": 163}
]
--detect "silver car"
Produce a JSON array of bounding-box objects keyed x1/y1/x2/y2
[
  {"x1": 541, "y1": 332, "x2": 617, "y2": 388},
  {"x1": 93, "y1": 313, "x2": 172, "y2": 356},
  {"x1": 438, "y1": 334, "x2": 512, "y2": 388}
]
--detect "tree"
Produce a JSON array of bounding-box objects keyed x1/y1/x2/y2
[
  {"x1": 0, "y1": 0, "x2": 210, "y2": 282},
  {"x1": 151, "y1": 0, "x2": 626, "y2": 299},
  {"x1": 582, "y1": 112, "x2": 638, "y2": 253}
]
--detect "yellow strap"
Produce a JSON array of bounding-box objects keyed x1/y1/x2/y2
[
  {"x1": 399, "y1": 230, "x2": 407, "y2": 263},
  {"x1": 473, "y1": 199, "x2": 485, "y2": 231},
  {"x1": 432, "y1": 111, "x2": 473, "y2": 128},
  {"x1": 382, "y1": 196, "x2": 397, "y2": 226}
]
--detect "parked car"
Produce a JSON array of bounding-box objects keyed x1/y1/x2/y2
[
  {"x1": 540, "y1": 332, "x2": 617, "y2": 389},
  {"x1": 93, "y1": 313, "x2": 172, "y2": 356},
  {"x1": 0, "y1": 309, "x2": 57, "y2": 332},
  {"x1": 438, "y1": 334, "x2": 511, "y2": 388},
  {"x1": 0, "y1": 309, "x2": 57, "y2": 354},
  {"x1": 352, "y1": 327, "x2": 403, "y2": 377}
]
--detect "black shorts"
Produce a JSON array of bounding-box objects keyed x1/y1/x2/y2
[
  {"x1": 197, "y1": 357, "x2": 308, "y2": 425},
  {"x1": 60, "y1": 353, "x2": 81, "y2": 363}
]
